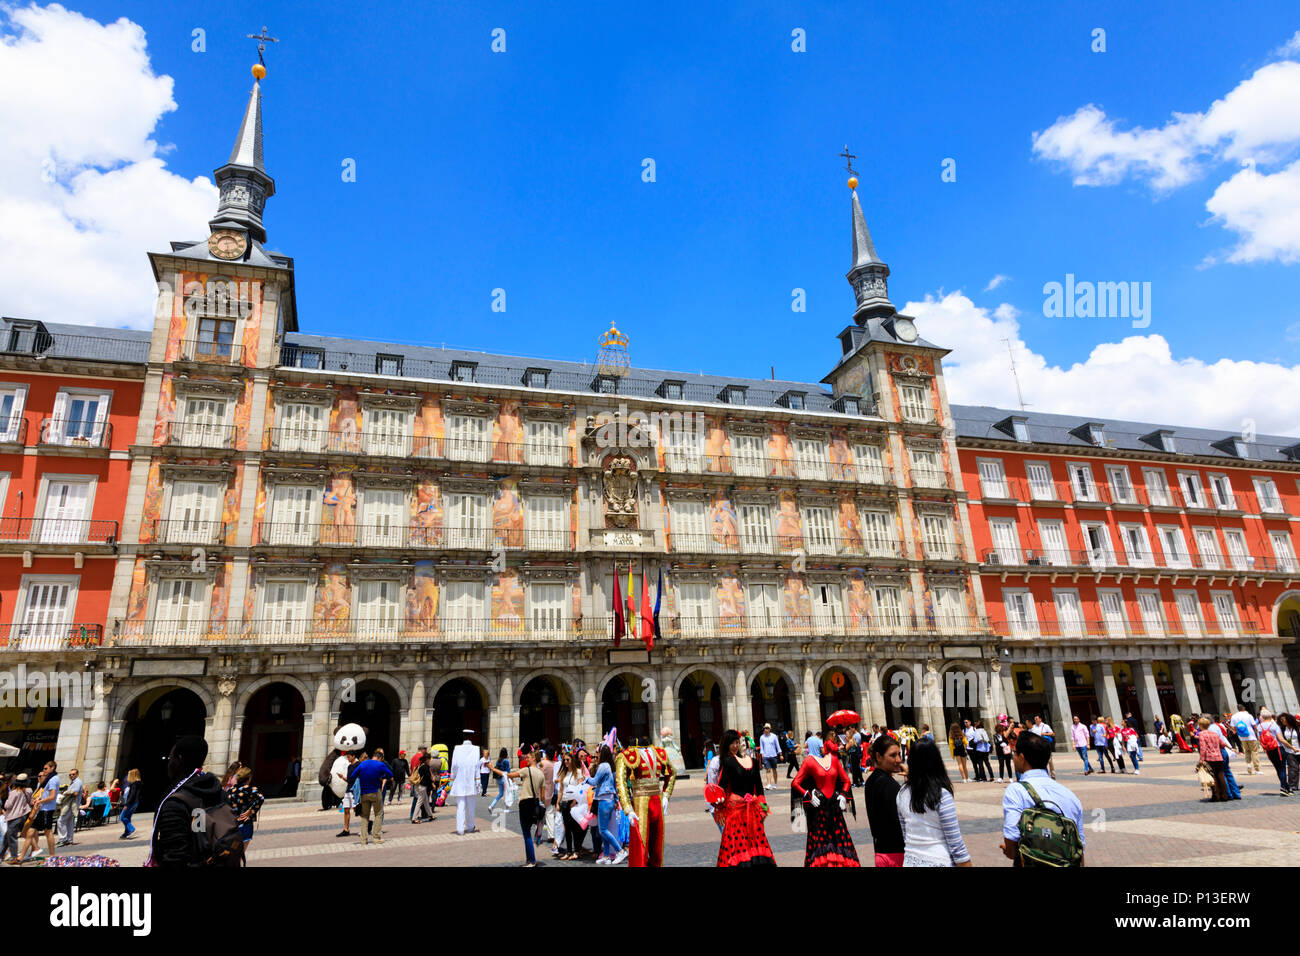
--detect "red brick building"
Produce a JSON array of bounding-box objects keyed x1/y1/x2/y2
[
  {"x1": 0, "y1": 319, "x2": 147, "y2": 767},
  {"x1": 956, "y1": 404, "x2": 1300, "y2": 734}
]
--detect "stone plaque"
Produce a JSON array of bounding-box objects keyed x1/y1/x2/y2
[
  {"x1": 603, "y1": 530, "x2": 642, "y2": 548},
  {"x1": 131, "y1": 659, "x2": 208, "y2": 677},
  {"x1": 941, "y1": 645, "x2": 981, "y2": 659},
  {"x1": 609, "y1": 649, "x2": 650, "y2": 665}
]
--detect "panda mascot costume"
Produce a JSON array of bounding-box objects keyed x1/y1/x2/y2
[{"x1": 319, "y1": 723, "x2": 367, "y2": 812}]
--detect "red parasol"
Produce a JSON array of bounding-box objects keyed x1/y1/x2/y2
[{"x1": 826, "y1": 709, "x2": 860, "y2": 728}]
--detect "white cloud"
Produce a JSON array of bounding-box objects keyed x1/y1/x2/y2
[
  {"x1": 983, "y1": 274, "x2": 1010, "y2": 292},
  {"x1": 1031, "y1": 52, "x2": 1300, "y2": 264},
  {"x1": 0, "y1": 3, "x2": 216, "y2": 329},
  {"x1": 910, "y1": 290, "x2": 1300, "y2": 435},
  {"x1": 1275, "y1": 30, "x2": 1300, "y2": 58}
]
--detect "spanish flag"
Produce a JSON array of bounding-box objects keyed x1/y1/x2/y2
[{"x1": 612, "y1": 565, "x2": 624, "y2": 648}]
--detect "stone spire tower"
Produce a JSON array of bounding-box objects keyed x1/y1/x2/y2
[
  {"x1": 847, "y1": 188, "x2": 895, "y2": 323},
  {"x1": 207, "y1": 64, "x2": 276, "y2": 252}
]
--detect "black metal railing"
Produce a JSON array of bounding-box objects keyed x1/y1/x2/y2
[
  {"x1": 0, "y1": 517, "x2": 118, "y2": 544},
  {"x1": 37, "y1": 419, "x2": 112, "y2": 449}
]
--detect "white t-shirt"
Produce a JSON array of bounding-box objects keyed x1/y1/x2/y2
[
  {"x1": 1029, "y1": 722, "x2": 1054, "y2": 738},
  {"x1": 1230, "y1": 711, "x2": 1258, "y2": 741}
]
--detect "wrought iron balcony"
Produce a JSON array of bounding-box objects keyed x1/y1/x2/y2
[
  {"x1": 0, "y1": 417, "x2": 28, "y2": 445},
  {"x1": 175, "y1": 336, "x2": 245, "y2": 366},
  {"x1": 0, "y1": 517, "x2": 119, "y2": 545},
  {"x1": 37, "y1": 418, "x2": 112, "y2": 449},
  {"x1": 255, "y1": 522, "x2": 575, "y2": 551},
  {"x1": 990, "y1": 617, "x2": 1262, "y2": 641},
  {"x1": 0, "y1": 623, "x2": 103, "y2": 651},
  {"x1": 110, "y1": 613, "x2": 993, "y2": 647},
  {"x1": 163, "y1": 420, "x2": 241, "y2": 449},
  {"x1": 263, "y1": 427, "x2": 574, "y2": 467},
  {"x1": 665, "y1": 531, "x2": 904, "y2": 560},
  {"x1": 981, "y1": 547, "x2": 1298, "y2": 575},
  {"x1": 148, "y1": 519, "x2": 224, "y2": 545}
]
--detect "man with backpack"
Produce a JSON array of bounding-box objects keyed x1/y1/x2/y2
[
  {"x1": 1229, "y1": 707, "x2": 1260, "y2": 774},
  {"x1": 1001, "y1": 730, "x2": 1085, "y2": 867},
  {"x1": 148, "y1": 735, "x2": 244, "y2": 867}
]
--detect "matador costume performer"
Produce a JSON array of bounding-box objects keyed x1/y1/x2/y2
[{"x1": 615, "y1": 745, "x2": 677, "y2": 867}]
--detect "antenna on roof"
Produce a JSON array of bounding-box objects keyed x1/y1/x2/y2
[{"x1": 1002, "y1": 338, "x2": 1028, "y2": 412}]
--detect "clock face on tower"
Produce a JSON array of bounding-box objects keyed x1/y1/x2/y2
[
  {"x1": 208, "y1": 230, "x2": 247, "y2": 260},
  {"x1": 893, "y1": 317, "x2": 918, "y2": 342}
]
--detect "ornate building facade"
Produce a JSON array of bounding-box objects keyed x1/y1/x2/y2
[{"x1": 3, "y1": 67, "x2": 1296, "y2": 807}]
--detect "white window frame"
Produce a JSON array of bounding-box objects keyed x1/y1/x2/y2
[
  {"x1": 932, "y1": 585, "x2": 964, "y2": 632},
  {"x1": 354, "y1": 578, "x2": 404, "y2": 638},
  {"x1": 793, "y1": 438, "x2": 829, "y2": 481},
  {"x1": 277, "y1": 400, "x2": 328, "y2": 453},
  {"x1": 1136, "y1": 590, "x2": 1165, "y2": 637},
  {"x1": 812, "y1": 581, "x2": 844, "y2": 630},
  {"x1": 987, "y1": 517, "x2": 1021, "y2": 564},
  {"x1": 669, "y1": 498, "x2": 711, "y2": 553},
  {"x1": 35, "y1": 474, "x2": 96, "y2": 544},
  {"x1": 152, "y1": 576, "x2": 209, "y2": 640},
  {"x1": 524, "y1": 493, "x2": 568, "y2": 551},
  {"x1": 802, "y1": 505, "x2": 836, "y2": 556},
  {"x1": 523, "y1": 418, "x2": 567, "y2": 467},
  {"x1": 357, "y1": 485, "x2": 408, "y2": 549},
  {"x1": 443, "y1": 579, "x2": 488, "y2": 639},
  {"x1": 1118, "y1": 523, "x2": 1153, "y2": 568},
  {"x1": 899, "y1": 385, "x2": 931, "y2": 423},
  {"x1": 446, "y1": 413, "x2": 490, "y2": 463},
  {"x1": 1107, "y1": 465, "x2": 1136, "y2": 505},
  {"x1": 1098, "y1": 589, "x2": 1127, "y2": 639},
  {"x1": 872, "y1": 585, "x2": 905, "y2": 629},
  {"x1": 1210, "y1": 591, "x2": 1240, "y2": 637},
  {"x1": 861, "y1": 509, "x2": 897, "y2": 557},
  {"x1": 1253, "y1": 477, "x2": 1284, "y2": 514},
  {"x1": 1174, "y1": 590, "x2": 1203, "y2": 637},
  {"x1": 921, "y1": 512, "x2": 956, "y2": 560},
  {"x1": 909, "y1": 446, "x2": 943, "y2": 488},
  {"x1": 977, "y1": 458, "x2": 1009, "y2": 499},
  {"x1": 1037, "y1": 518, "x2": 1069, "y2": 566},
  {"x1": 1052, "y1": 588, "x2": 1086, "y2": 637},
  {"x1": 445, "y1": 491, "x2": 489, "y2": 549},
  {"x1": 732, "y1": 433, "x2": 767, "y2": 478},
  {"x1": 665, "y1": 421, "x2": 705, "y2": 473},
  {"x1": 1080, "y1": 521, "x2": 1114, "y2": 567},
  {"x1": 1207, "y1": 473, "x2": 1235, "y2": 510},
  {"x1": 1067, "y1": 461, "x2": 1098, "y2": 502},
  {"x1": 1192, "y1": 527, "x2": 1222, "y2": 570},
  {"x1": 739, "y1": 503, "x2": 773, "y2": 553},
  {"x1": 676, "y1": 581, "x2": 714, "y2": 636},
  {"x1": 14, "y1": 574, "x2": 80, "y2": 650},
  {"x1": 362, "y1": 405, "x2": 414, "y2": 458},
  {"x1": 48, "y1": 389, "x2": 111, "y2": 447},
  {"x1": 1025, "y1": 461, "x2": 1055, "y2": 501},
  {"x1": 0, "y1": 384, "x2": 27, "y2": 444},
  {"x1": 166, "y1": 479, "x2": 223, "y2": 545},
  {"x1": 1156, "y1": 525, "x2": 1190, "y2": 569},
  {"x1": 746, "y1": 583, "x2": 781, "y2": 634},
  {"x1": 267, "y1": 483, "x2": 321, "y2": 547},
  {"x1": 179, "y1": 395, "x2": 231, "y2": 448},
  {"x1": 1269, "y1": 531, "x2": 1297, "y2": 573},
  {"x1": 1224, "y1": 528, "x2": 1251, "y2": 570},
  {"x1": 852, "y1": 442, "x2": 885, "y2": 484},
  {"x1": 1143, "y1": 468, "x2": 1171, "y2": 507},
  {"x1": 528, "y1": 582, "x2": 566, "y2": 637},
  {"x1": 1178, "y1": 471, "x2": 1207, "y2": 509},
  {"x1": 258, "y1": 577, "x2": 311, "y2": 638},
  {"x1": 1003, "y1": 588, "x2": 1038, "y2": 637}
]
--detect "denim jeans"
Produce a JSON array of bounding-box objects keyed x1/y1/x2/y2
[
  {"x1": 1222, "y1": 753, "x2": 1241, "y2": 798},
  {"x1": 1075, "y1": 746, "x2": 1092, "y2": 771},
  {"x1": 1, "y1": 822, "x2": 19, "y2": 859},
  {"x1": 596, "y1": 797, "x2": 621, "y2": 857},
  {"x1": 1128, "y1": 749, "x2": 1141, "y2": 771},
  {"x1": 120, "y1": 801, "x2": 137, "y2": 836},
  {"x1": 489, "y1": 776, "x2": 505, "y2": 810},
  {"x1": 519, "y1": 798, "x2": 538, "y2": 863}
]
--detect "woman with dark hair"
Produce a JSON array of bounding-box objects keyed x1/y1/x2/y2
[
  {"x1": 947, "y1": 722, "x2": 970, "y2": 783},
  {"x1": 895, "y1": 739, "x2": 971, "y2": 867},
  {"x1": 590, "y1": 745, "x2": 625, "y2": 864},
  {"x1": 1274, "y1": 711, "x2": 1300, "y2": 795},
  {"x1": 708, "y1": 729, "x2": 775, "y2": 867},
  {"x1": 791, "y1": 733, "x2": 859, "y2": 867},
  {"x1": 556, "y1": 750, "x2": 590, "y2": 860},
  {"x1": 488, "y1": 748, "x2": 511, "y2": 811}
]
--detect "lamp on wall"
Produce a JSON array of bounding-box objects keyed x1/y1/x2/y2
[
  {"x1": 364, "y1": 691, "x2": 377, "y2": 713},
  {"x1": 618, "y1": 683, "x2": 631, "y2": 703},
  {"x1": 764, "y1": 679, "x2": 775, "y2": 698},
  {"x1": 21, "y1": 706, "x2": 37, "y2": 726},
  {"x1": 456, "y1": 688, "x2": 467, "y2": 709},
  {"x1": 159, "y1": 699, "x2": 174, "y2": 722},
  {"x1": 269, "y1": 694, "x2": 283, "y2": 717},
  {"x1": 539, "y1": 686, "x2": 551, "y2": 706}
]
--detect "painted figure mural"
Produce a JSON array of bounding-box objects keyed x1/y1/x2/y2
[{"x1": 709, "y1": 491, "x2": 739, "y2": 551}]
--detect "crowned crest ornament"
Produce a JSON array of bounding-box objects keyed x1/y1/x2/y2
[{"x1": 603, "y1": 452, "x2": 639, "y2": 527}]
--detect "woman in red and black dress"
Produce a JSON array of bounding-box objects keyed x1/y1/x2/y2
[
  {"x1": 791, "y1": 746, "x2": 860, "y2": 867},
  {"x1": 710, "y1": 729, "x2": 776, "y2": 867}
]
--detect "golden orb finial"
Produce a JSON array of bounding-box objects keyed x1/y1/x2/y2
[
  {"x1": 847, "y1": 175, "x2": 858, "y2": 190},
  {"x1": 252, "y1": 62, "x2": 267, "y2": 80}
]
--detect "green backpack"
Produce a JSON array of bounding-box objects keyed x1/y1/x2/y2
[{"x1": 1016, "y1": 781, "x2": 1084, "y2": 867}]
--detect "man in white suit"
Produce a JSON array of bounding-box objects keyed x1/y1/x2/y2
[{"x1": 449, "y1": 729, "x2": 480, "y2": 835}]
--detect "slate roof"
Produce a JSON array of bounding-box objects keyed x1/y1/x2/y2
[
  {"x1": 952, "y1": 403, "x2": 1300, "y2": 463},
  {"x1": 282, "y1": 330, "x2": 871, "y2": 416},
  {"x1": 0, "y1": 318, "x2": 150, "y2": 364}
]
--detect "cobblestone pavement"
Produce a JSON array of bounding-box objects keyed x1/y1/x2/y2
[{"x1": 29, "y1": 752, "x2": 1300, "y2": 867}]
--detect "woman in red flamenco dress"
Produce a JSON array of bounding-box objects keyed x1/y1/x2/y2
[
  {"x1": 707, "y1": 730, "x2": 776, "y2": 867},
  {"x1": 791, "y1": 747, "x2": 860, "y2": 867}
]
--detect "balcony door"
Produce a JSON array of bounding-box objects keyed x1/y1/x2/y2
[{"x1": 40, "y1": 479, "x2": 90, "y2": 543}]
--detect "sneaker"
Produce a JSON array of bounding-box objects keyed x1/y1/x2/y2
[
  {"x1": 613, "y1": 848, "x2": 629, "y2": 864},
  {"x1": 595, "y1": 856, "x2": 610, "y2": 865},
  {"x1": 1133, "y1": 770, "x2": 1140, "y2": 775},
  {"x1": 336, "y1": 830, "x2": 350, "y2": 838},
  {"x1": 523, "y1": 861, "x2": 537, "y2": 868},
  {"x1": 997, "y1": 777, "x2": 1005, "y2": 782}
]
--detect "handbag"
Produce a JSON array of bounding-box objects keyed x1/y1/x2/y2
[{"x1": 502, "y1": 776, "x2": 518, "y2": 809}]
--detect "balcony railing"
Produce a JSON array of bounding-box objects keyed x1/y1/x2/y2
[
  {"x1": 664, "y1": 531, "x2": 906, "y2": 560},
  {"x1": 111, "y1": 613, "x2": 993, "y2": 647},
  {"x1": 661, "y1": 451, "x2": 885, "y2": 484},
  {"x1": 163, "y1": 421, "x2": 241, "y2": 449},
  {"x1": 981, "y1": 547, "x2": 1298, "y2": 575},
  {"x1": 984, "y1": 477, "x2": 1293, "y2": 517},
  {"x1": 0, "y1": 623, "x2": 104, "y2": 650},
  {"x1": 148, "y1": 519, "x2": 224, "y2": 545},
  {"x1": 0, "y1": 517, "x2": 119, "y2": 545},
  {"x1": 176, "y1": 337, "x2": 245, "y2": 366},
  {"x1": 911, "y1": 467, "x2": 951, "y2": 490},
  {"x1": 37, "y1": 418, "x2": 112, "y2": 449},
  {"x1": 255, "y1": 523, "x2": 575, "y2": 551},
  {"x1": 990, "y1": 617, "x2": 1261, "y2": 641},
  {"x1": 0, "y1": 417, "x2": 28, "y2": 445},
  {"x1": 264, "y1": 427, "x2": 574, "y2": 467}
]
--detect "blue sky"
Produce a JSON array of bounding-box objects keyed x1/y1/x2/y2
[{"x1": 3, "y1": 1, "x2": 1300, "y2": 429}]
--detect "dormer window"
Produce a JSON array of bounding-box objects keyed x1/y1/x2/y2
[
  {"x1": 1088, "y1": 424, "x2": 1106, "y2": 446},
  {"x1": 3, "y1": 320, "x2": 50, "y2": 355},
  {"x1": 658, "y1": 380, "x2": 684, "y2": 400},
  {"x1": 779, "y1": 390, "x2": 806, "y2": 410},
  {"x1": 833, "y1": 396, "x2": 861, "y2": 416},
  {"x1": 1011, "y1": 418, "x2": 1029, "y2": 442},
  {"x1": 594, "y1": 374, "x2": 619, "y2": 395},
  {"x1": 1233, "y1": 439, "x2": 1248, "y2": 458},
  {"x1": 450, "y1": 360, "x2": 477, "y2": 383},
  {"x1": 1158, "y1": 431, "x2": 1175, "y2": 453},
  {"x1": 720, "y1": 385, "x2": 747, "y2": 405},
  {"x1": 522, "y1": 368, "x2": 549, "y2": 389},
  {"x1": 1211, "y1": 436, "x2": 1250, "y2": 459},
  {"x1": 375, "y1": 353, "x2": 404, "y2": 377}
]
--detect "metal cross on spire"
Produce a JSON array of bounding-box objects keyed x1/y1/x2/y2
[
  {"x1": 839, "y1": 145, "x2": 858, "y2": 176},
  {"x1": 246, "y1": 26, "x2": 279, "y2": 65}
]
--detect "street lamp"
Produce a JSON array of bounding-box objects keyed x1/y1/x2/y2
[
  {"x1": 364, "y1": 691, "x2": 377, "y2": 713},
  {"x1": 456, "y1": 689, "x2": 468, "y2": 710},
  {"x1": 159, "y1": 700, "x2": 174, "y2": 722},
  {"x1": 269, "y1": 695, "x2": 283, "y2": 717}
]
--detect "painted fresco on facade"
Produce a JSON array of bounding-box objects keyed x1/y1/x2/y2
[
  {"x1": 494, "y1": 400, "x2": 523, "y2": 462},
  {"x1": 784, "y1": 575, "x2": 812, "y2": 626},
  {"x1": 493, "y1": 477, "x2": 523, "y2": 546},
  {"x1": 847, "y1": 571, "x2": 869, "y2": 627},
  {"x1": 413, "y1": 479, "x2": 442, "y2": 546},
  {"x1": 709, "y1": 490, "x2": 738, "y2": 551},
  {"x1": 315, "y1": 562, "x2": 350, "y2": 624},
  {"x1": 407, "y1": 561, "x2": 438, "y2": 629},
  {"x1": 776, "y1": 490, "x2": 802, "y2": 547},
  {"x1": 838, "y1": 496, "x2": 862, "y2": 551},
  {"x1": 717, "y1": 573, "x2": 744, "y2": 629},
  {"x1": 493, "y1": 570, "x2": 524, "y2": 625}
]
